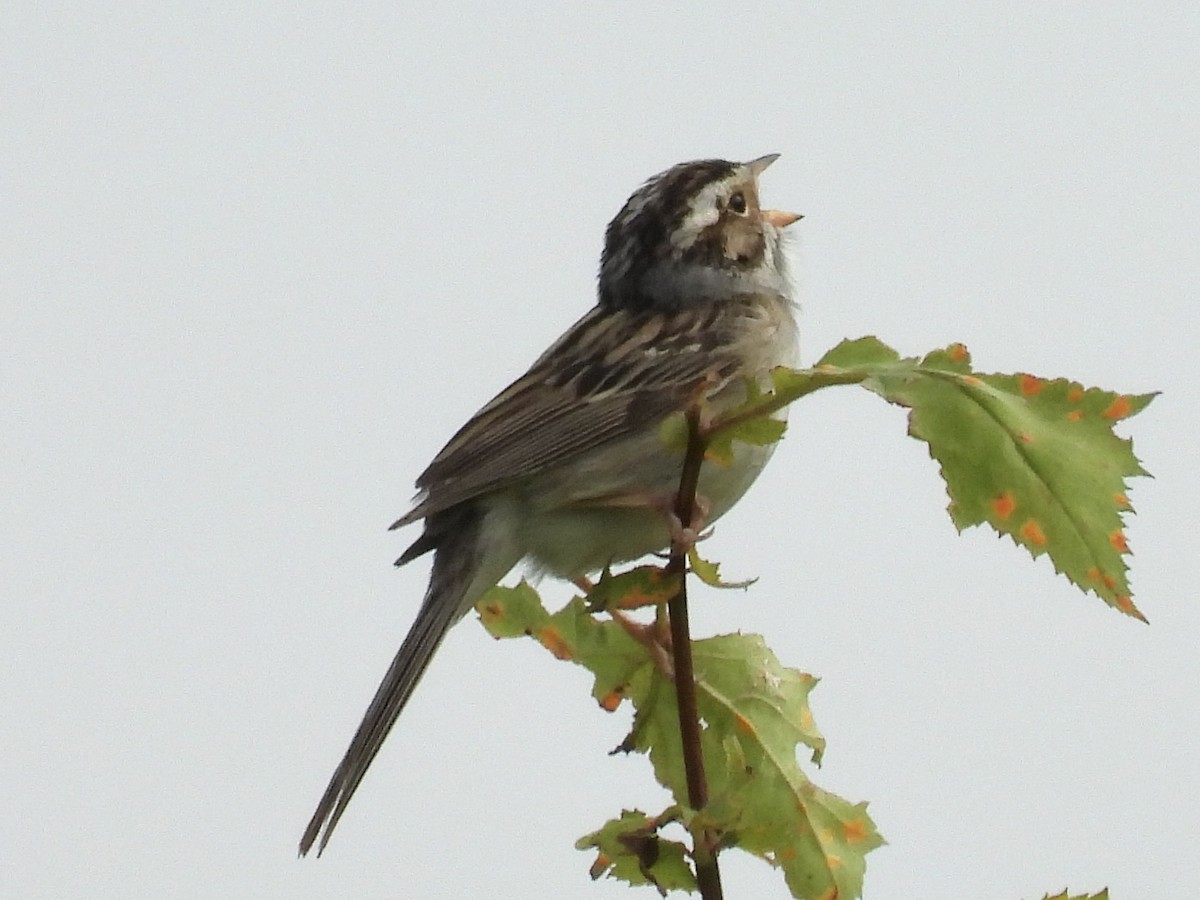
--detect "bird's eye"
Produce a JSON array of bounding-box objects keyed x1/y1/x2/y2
[{"x1": 728, "y1": 192, "x2": 747, "y2": 215}]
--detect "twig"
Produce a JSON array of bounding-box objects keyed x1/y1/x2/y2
[{"x1": 666, "y1": 406, "x2": 724, "y2": 900}]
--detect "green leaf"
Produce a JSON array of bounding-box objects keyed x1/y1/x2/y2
[
  {"x1": 1037, "y1": 890, "x2": 1110, "y2": 900},
  {"x1": 859, "y1": 345, "x2": 1155, "y2": 620},
  {"x1": 577, "y1": 810, "x2": 697, "y2": 896},
  {"x1": 587, "y1": 565, "x2": 682, "y2": 613},
  {"x1": 478, "y1": 583, "x2": 882, "y2": 899},
  {"x1": 687, "y1": 545, "x2": 757, "y2": 590},
  {"x1": 658, "y1": 634, "x2": 881, "y2": 900},
  {"x1": 814, "y1": 335, "x2": 903, "y2": 368},
  {"x1": 479, "y1": 583, "x2": 652, "y2": 712},
  {"x1": 706, "y1": 413, "x2": 788, "y2": 467},
  {"x1": 708, "y1": 338, "x2": 1155, "y2": 619}
]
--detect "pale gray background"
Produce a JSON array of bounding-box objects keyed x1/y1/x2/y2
[{"x1": 4, "y1": 5, "x2": 1197, "y2": 899}]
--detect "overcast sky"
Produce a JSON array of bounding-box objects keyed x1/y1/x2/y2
[{"x1": 4, "y1": 5, "x2": 1197, "y2": 899}]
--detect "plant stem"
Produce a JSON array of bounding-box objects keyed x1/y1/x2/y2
[{"x1": 667, "y1": 407, "x2": 723, "y2": 900}]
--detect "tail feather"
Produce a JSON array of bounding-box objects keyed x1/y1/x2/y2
[{"x1": 300, "y1": 508, "x2": 498, "y2": 857}]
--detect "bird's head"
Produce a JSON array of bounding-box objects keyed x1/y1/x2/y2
[{"x1": 598, "y1": 155, "x2": 800, "y2": 312}]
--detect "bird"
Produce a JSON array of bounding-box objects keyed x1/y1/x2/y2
[{"x1": 300, "y1": 154, "x2": 801, "y2": 856}]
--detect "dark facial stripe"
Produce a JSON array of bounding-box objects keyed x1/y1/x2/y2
[{"x1": 598, "y1": 159, "x2": 739, "y2": 311}]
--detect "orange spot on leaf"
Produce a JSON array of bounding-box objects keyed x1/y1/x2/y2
[
  {"x1": 1110, "y1": 530, "x2": 1129, "y2": 553},
  {"x1": 1017, "y1": 431, "x2": 1034, "y2": 444},
  {"x1": 617, "y1": 570, "x2": 679, "y2": 610},
  {"x1": 843, "y1": 818, "x2": 870, "y2": 843},
  {"x1": 1068, "y1": 387, "x2": 1084, "y2": 403},
  {"x1": 1103, "y1": 395, "x2": 1133, "y2": 420},
  {"x1": 962, "y1": 375, "x2": 983, "y2": 386},
  {"x1": 703, "y1": 447, "x2": 733, "y2": 467},
  {"x1": 1089, "y1": 567, "x2": 1118, "y2": 591},
  {"x1": 589, "y1": 853, "x2": 611, "y2": 879},
  {"x1": 1020, "y1": 519, "x2": 1047, "y2": 546},
  {"x1": 1114, "y1": 493, "x2": 1131, "y2": 508},
  {"x1": 1117, "y1": 596, "x2": 1149, "y2": 623},
  {"x1": 537, "y1": 626, "x2": 573, "y2": 660},
  {"x1": 948, "y1": 342, "x2": 969, "y2": 361},
  {"x1": 1066, "y1": 409, "x2": 1084, "y2": 422},
  {"x1": 992, "y1": 491, "x2": 1017, "y2": 521},
  {"x1": 1019, "y1": 374, "x2": 1044, "y2": 396},
  {"x1": 599, "y1": 690, "x2": 623, "y2": 712},
  {"x1": 734, "y1": 713, "x2": 755, "y2": 736}
]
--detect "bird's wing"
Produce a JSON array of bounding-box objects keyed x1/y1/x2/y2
[{"x1": 392, "y1": 301, "x2": 744, "y2": 529}]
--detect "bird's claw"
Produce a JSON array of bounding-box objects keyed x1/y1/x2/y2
[
  {"x1": 667, "y1": 504, "x2": 713, "y2": 551},
  {"x1": 610, "y1": 609, "x2": 674, "y2": 678}
]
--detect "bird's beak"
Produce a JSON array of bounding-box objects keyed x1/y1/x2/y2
[
  {"x1": 762, "y1": 209, "x2": 802, "y2": 228},
  {"x1": 747, "y1": 155, "x2": 800, "y2": 227},
  {"x1": 746, "y1": 153, "x2": 781, "y2": 178}
]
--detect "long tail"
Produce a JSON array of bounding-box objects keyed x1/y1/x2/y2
[{"x1": 300, "y1": 509, "x2": 493, "y2": 856}]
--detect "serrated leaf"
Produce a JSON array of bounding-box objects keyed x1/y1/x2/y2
[
  {"x1": 479, "y1": 583, "x2": 651, "y2": 711},
  {"x1": 688, "y1": 545, "x2": 757, "y2": 590},
  {"x1": 814, "y1": 335, "x2": 904, "y2": 368},
  {"x1": 479, "y1": 584, "x2": 882, "y2": 900},
  {"x1": 577, "y1": 810, "x2": 697, "y2": 895},
  {"x1": 1038, "y1": 890, "x2": 1110, "y2": 900},
  {"x1": 691, "y1": 636, "x2": 881, "y2": 899},
  {"x1": 859, "y1": 350, "x2": 1155, "y2": 619},
  {"x1": 708, "y1": 337, "x2": 1154, "y2": 619},
  {"x1": 588, "y1": 564, "x2": 682, "y2": 612},
  {"x1": 622, "y1": 635, "x2": 880, "y2": 900}
]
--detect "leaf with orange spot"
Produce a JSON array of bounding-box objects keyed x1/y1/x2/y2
[
  {"x1": 842, "y1": 816, "x2": 871, "y2": 844},
  {"x1": 1020, "y1": 373, "x2": 1045, "y2": 395},
  {"x1": 536, "y1": 625, "x2": 573, "y2": 661},
  {"x1": 477, "y1": 582, "x2": 650, "y2": 711},
  {"x1": 626, "y1": 633, "x2": 880, "y2": 899},
  {"x1": 802, "y1": 338, "x2": 1156, "y2": 620},
  {"x1": 1021, "y1": 519, "x2": 1047, "y2": 547},
  {"x1": 577, "y1": 810, "x2": 696, "y2": 894},
  {"x1": 586, "y1": 564, "x2": 681, "y2": 613},
  {"x1": 1103, "y1": 395, "x2": 1133, "y2": 420},
  {"x1": 478, "y1": 582, "x2": 881, "y2": 898},
  {"x1": 1116, "y1": 595, "x2": 1139, "y2": 618}
]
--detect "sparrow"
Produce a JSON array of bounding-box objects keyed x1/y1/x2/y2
[{"x1": 300, "y1": 154, "x2": 801, "y2": 856}]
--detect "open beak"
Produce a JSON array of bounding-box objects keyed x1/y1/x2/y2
[
  {"x1": 746, "y1": 155, "x2": 801, "y2": 228},
  {"x1": 763, "y1": 209, "x2": 802, "y2": 228},
  {"x1": 746, "y1": 153, "x2": 780, "y2": 177}
]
